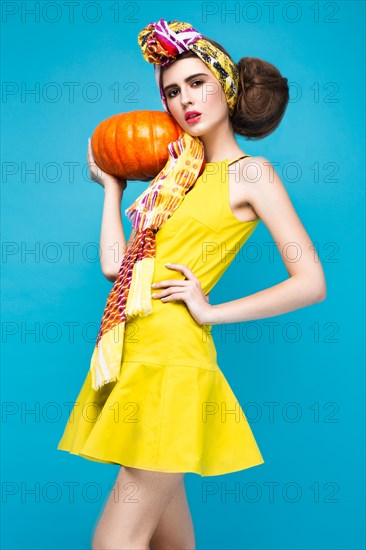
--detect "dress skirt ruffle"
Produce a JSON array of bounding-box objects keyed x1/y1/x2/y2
[{"x1": 57, "y1": 358, "x2": 264, "y2": 476}]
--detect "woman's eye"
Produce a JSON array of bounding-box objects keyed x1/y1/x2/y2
[{"x1": 167, "y1": 81, "x2": 203, "y2": 99}]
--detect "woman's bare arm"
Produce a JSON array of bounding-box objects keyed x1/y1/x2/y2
[
  {"x1": 87, "y1": 138, "x2": 131, "y2": 282},
  {"x1": 209, "y1": 156, "x2": 327, "y2": 325},
  {"x1": 100, "y1": 182, "x2": 128, "y2": 281}
]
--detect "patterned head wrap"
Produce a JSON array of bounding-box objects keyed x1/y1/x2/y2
[
  {"x1": 89, "y1": 19, "x2": 238, "y2": 391},
  {"x1": 138, "y1": 18, "x2": 239, "y2": 115}
]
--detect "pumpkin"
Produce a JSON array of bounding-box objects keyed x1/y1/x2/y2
[{"x1": 91, "y1": 110, "x2": 183, "y2": 182}]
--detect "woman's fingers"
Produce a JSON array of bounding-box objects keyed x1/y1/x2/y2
[
  {"x1": 87, "y1": 138, "x2": 97, "y2": 165},
  {"x1": 87, "y1": 139, "x2": 93, "y2": 168},
  {"x1": 87, "y1": 139, "x2": 103, "y2": 185},
  {"x1": 86, "y1": 138, "x2": 127, "y2": 191}
]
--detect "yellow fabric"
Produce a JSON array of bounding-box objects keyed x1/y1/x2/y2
[{"x1": 57, "y1": 156, "x2": 265, "y2": 476}]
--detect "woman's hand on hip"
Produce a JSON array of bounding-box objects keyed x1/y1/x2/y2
[{"x1": 151, "y1": 263, "x2": 213, "y2": 325}]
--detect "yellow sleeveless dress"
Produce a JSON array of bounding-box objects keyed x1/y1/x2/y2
[{"x1": 57, "y1": 154, "x2": 265, "y2": 476}]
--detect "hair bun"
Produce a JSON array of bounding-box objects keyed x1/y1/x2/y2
[{"x1": 231, "y1": 57, "x2": 290, "y2": 139}]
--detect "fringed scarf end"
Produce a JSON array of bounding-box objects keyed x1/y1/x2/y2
[
  {"x1": 125, "y1": 256, "x2": 155, "y2": 318},
  {"x1": 90, "y1": 321, "x2": 126, "y2": 391}
]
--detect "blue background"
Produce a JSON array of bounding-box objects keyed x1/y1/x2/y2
[{"x1": 2, "y1": 1, "x2": 365, "y2": 549}]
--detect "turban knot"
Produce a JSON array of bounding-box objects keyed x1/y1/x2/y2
[{"x1": 138, "y1": 18, "x2": 239, "y2": 115}]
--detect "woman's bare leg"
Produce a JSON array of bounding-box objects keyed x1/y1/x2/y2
[
  {"x1": 91, "y1": 465, "x2": 184, "y2": 550},
  {"x1": 149, "y1": 477, "x2": 196, "y2": 550}
]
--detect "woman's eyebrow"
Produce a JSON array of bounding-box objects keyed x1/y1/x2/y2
[{"x1": 163, "y1": 73, "x2": 209, "y2": 93}]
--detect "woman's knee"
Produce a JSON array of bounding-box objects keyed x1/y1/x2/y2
[
  {"x1": 150, "y1": 535, "x2": 195, "y2": 550},
  {"x1": 149, "y1": 477, "x2": 195, "y2": 550},
  {"x1": 91, "y1": 531, "x2": 149, "y2": 550},
  {"x1": 91, "y1": 467, "x2": 184, "y2": 549}
]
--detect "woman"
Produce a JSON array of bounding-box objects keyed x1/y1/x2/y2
[{"x1": 58, "y1": 19, "x2": 326, "y2": 550}]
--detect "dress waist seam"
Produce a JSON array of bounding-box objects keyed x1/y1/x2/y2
[{"x1": 121, "y1": 359, "x2": 218, "y2": 372}]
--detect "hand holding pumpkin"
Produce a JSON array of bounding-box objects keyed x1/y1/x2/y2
[{"x1": 87, "y1": 138, "x2": 127, "y2": 191}]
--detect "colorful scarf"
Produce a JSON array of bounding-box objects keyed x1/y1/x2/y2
[{"x1": 89, "y1": 18, "x2": 239, "y2": 390}]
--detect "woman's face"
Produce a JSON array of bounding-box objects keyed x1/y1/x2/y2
[{"x1": 162, "y1": 57, "x2": 230, "y2": 137}]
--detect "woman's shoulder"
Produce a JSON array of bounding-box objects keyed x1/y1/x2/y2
[
  {"x1": 239, "y1": 154, "x2": 273, "y2": 168},
  {"x1": 234, "y1": 155, "x2": 286, "y2": 211},
  {"x1": 236, "y1": 155, "x2": 277, "y2": 185}
]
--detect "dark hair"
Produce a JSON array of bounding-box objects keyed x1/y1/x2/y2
[{"x1": 159, "y1": 36, "x2": 290, "y2": 140}]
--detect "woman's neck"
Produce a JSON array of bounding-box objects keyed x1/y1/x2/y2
[{"x1": 199, "y1": 119, "x2": 247, "y2": 162}]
